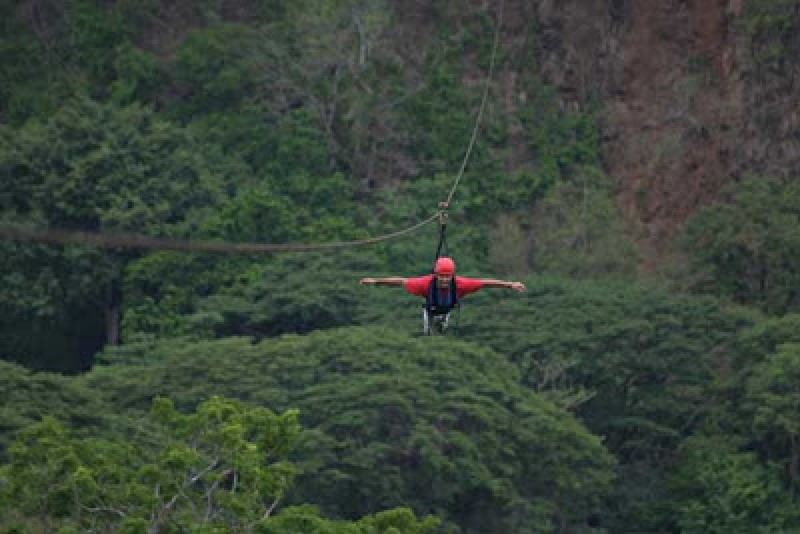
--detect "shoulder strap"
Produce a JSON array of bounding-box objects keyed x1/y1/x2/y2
[
  {"x1": 425, "y1": 277, "x2": 437, "y2": 310},
  {"x1": 426, "y1": 276, "x2": 457, "y2": 312},
  {"x1": 450, "y1": 277, "x2": 459, "y2": 307}
]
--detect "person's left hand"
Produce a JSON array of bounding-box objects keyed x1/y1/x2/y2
[{"x1": 510, "y1": 281, "x2": 526, "y2": 292}]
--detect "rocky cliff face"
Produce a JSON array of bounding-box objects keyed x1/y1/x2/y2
[{"x1": 531, "y1": 0, "x2": 800, "y2": 264}]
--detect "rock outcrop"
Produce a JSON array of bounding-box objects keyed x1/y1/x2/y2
[{"x1": 531, "y1": 0, "x2": 800, "y2": 264}]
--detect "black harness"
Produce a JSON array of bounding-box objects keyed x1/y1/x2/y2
[
  {"x1": 426, "y1": 206, "x2": 459, "y2": 316},
  {"x1": 425, "y1": 276, "x2": 458, "y2": 316}
]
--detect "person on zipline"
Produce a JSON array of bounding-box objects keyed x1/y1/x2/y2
[{"x1": 360, "y1": 256, "x2": 527, "y2": 334}]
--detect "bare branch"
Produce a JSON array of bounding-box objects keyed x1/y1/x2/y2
[
  {"x1": 189, "y1": 457, "x2": 220, "y2": 485},
  {"x1": 262, "y1": 494, "x2": 281, "y2": 521},
  {"x1": 204, "y1": 469, "x2": 232, "y2": 522},
  {"x1": 150, "y1": 457, "x2": 220, "y2": 531},
  {"x1": 83, "y1": 505, "x2": 127, "y2": 518}
]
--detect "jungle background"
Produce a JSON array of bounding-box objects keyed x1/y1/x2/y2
[{"x1": 3, "y1": 0, "x2": 800, "y2": 532}]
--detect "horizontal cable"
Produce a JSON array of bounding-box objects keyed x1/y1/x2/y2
[{"x1": 0, "y1": 212, "x2": 441, "y2": 254}]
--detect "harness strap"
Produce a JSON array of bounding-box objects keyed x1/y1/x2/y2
[
  {"x1": 427, "y1": 202, "x2": 458, "y2": 316},
  {"x1": 426, "y1": 276, "x2": 458, "y2": 315},
  {"x1": 432, "y1": 214, "x2": 448, "y2": 271}
]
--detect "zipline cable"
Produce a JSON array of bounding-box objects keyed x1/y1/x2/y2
[
  {"x1": 442, "y1": 0, "x2": 504, "y2": 209},
  {"x1": 432, "y1": 1, "x2": 503, "y2": 268},
  {"x1": 0, "y1": 212, "x2": 441, "y2": 254}
]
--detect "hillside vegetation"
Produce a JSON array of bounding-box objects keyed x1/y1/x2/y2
[{"x1": 2, "y1": 1, "x2": 800, "y2": 532}]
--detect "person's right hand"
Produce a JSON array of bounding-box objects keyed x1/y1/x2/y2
[{"x1": 360, "y1": 278, "x2": 376, "y2": 285}]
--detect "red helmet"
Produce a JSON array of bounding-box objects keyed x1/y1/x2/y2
[{"x1": 434, "y1": 257, "x2": 455, "y2": 275}]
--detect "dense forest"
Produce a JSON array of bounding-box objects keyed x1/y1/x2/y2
[{"x1": 3, "y1": 0, "x2": 800, "y2": 532}]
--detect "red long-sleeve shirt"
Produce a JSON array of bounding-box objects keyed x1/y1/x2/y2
[{"x1": 404, "y1": 275, "x2": 484, "y2": 299}]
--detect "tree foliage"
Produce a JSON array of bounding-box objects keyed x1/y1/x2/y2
[
  {"x1": 0, "y1": 395, "x2": 439, "y2": 533},
  {"x1": 665, "y1": 436, "x2": 799, "y2": 533},
  {"x1": 681, "y1": 174, "x2": 800, "y2": 314},
  {"x1": 4, "y1": 2, "x2": 800, "y2": 532},
  {"x1": 0, "y1": 96, "x2": 225, "y2": 369},
  {"x1": 83, "y1": 327, "x2": 615, "y2": 532},
  {"x1": 0, "y1": 361, "x2": 106, "y2": 459},
  {"x1": 450, "y1": 277, "x2": 754, "y2": 530}
]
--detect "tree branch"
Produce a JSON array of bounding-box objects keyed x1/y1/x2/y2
[
  {"x1": 204, "y1": 468, "x2": 232, "y2": 522},
  {"x1": 83, "y1": 505, "x2": 127, "y2": 518},
  {"x1": 262, "y1": 494, "x2": 282, "y2": 521}
]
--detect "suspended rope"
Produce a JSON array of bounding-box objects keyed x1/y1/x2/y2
[
  {"x1": 0, "y1": 212, "x2": 441, "y2": 254},
  {"x1": 431, "y1": 1, "x2": 503, "y2": 269},
  {"x1": 442, "y1": 0, "x2": 504, "y2": 209}
]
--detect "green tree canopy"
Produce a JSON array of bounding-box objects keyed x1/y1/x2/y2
[
  {"x1": 0, "y1": 96, "x2": 227, "y2": 369},
  {"x1": 681, "y1": 174, "x2": 800, "y2": 314},
  {"x1": 0, "y1": 395, "x2": 440, "y2": 533},
  {"x1": 666, "y1": 437, "x2": 799, "y2": 533},
  {"x1": 86, "y1": 326, "x2": 615, "y2": 532},
  {"x1": 0, "y1": 361, "x2": 106, "y2": 459}
]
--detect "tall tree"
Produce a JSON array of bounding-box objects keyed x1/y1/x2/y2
[
  {"x1": 681, "y1": 174, "x2": 800, "y2": 314},
  {"x1": 0, "y1": 96, "x2": 225, "y2": 370}
]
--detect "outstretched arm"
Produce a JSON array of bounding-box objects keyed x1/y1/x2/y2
[
  {"x1": 360, "y1": 277, "x2": 407, "y2": 287},
  {"x1": 480, "y1": 279, "x2": 527, "y2": 292}
]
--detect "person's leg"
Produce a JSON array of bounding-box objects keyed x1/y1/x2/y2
[
  {"x1": 431, "y1": 313, "x2": 447, "y2": 334},
  {"x1": 441, "y1": 312, "x2": 450, "y2": 332}
]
